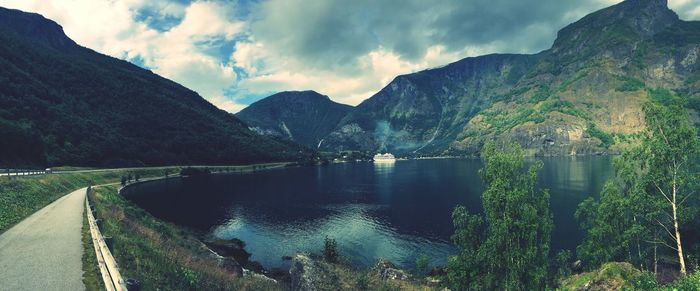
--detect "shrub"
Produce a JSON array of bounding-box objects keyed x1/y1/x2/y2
[
  {"x1": 648, "y1": 87, "x2": 675, "y2": 105},
  {"x1": 324, "y1": 236, "x2": 339, "y2": 263},
  {"x1": 180, "y1": 167, "x2": 210, "y2": 177},
  {"x1": 615, "y1": 76, "x2": 645, "y2": 92},
  {"x1": 586, "y1": 123, "x2": 613, "y2": 148},
  {"x1": 415, "y1": 254, "x2": 430, "y2": 275}
]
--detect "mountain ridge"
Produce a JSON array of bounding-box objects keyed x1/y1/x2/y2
[
  {"x1": 236, "y1": 90, "x2": 352, "y2": 148},
  {"x1": 305, "y1": 0, "x2": 700, "y2": 155},
  {"x1": 0, "y1": 6, "x2": 312, "y2": 167}
]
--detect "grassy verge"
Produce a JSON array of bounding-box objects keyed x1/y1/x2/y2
[
  {"x1": 0, "y1": 163, "x2": 289, "y2": 233},
  {"x1": 0, "y1": 168, "x2": 169, "y2": 233},
  {"x1": 82, "y1": 206, "x2": 105, "y2": 291},
  {"x1": 89, "y1": 185, "x2": 280, "y2": 290}
]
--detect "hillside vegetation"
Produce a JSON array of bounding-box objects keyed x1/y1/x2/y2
[
  {"x1": 319, "y1": 0, "x2": 700, "y2": 156},
  {"x1": 0, "y1": 7, "x2": 312, "y2": 168}
]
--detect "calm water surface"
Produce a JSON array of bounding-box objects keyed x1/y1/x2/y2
[{"x1": 125, "y1": 157, "x2": 613, "y2": 270}]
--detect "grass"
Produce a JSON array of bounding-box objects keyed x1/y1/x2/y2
[
  {"x1": 0, "y1": 163, "x2": 288, "y2": 234},
  {"x1": 0, "y1": 168, "x2": 168, "y2": 233},
  {"x1": 82, "y1": 206, "x2": 105, "y2": 291},
  {"x1": 89, "y1": 185, "x2": 281, "y2": 291},
  {"x1": 559, "y1": 262, "x2": 641, "y2": 290},
  {"x1": 302, "y1": 253, "x2": 436, "y2": 291}
]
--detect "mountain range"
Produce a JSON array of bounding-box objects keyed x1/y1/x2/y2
[
  {"x1": 239, "y1": 0, "x2": 700, "y2": 156},
  {"x1": 0, "y1": 7, "x2": 311, "y2": 167}
]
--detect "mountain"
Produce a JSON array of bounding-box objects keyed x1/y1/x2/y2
[
  {"x1": 236, "y1": 91, "x2": 352, "y2": 148},
  {"x1": 0, "y1": 7, "x2": 312, "y2": 167},
  {"x1": 321, "y1": 0, "x2": 700, "y2": 156}
]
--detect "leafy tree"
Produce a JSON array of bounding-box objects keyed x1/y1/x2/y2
[
  {"x1": 447, "y1": 142, "x2": 553, "y2": 290},
  {"x1": 577, "y1": 100, "x2": 700, "y2": 276},
  {"x1": 120, "y1": 176, "x2": 127, "y2": 186}
]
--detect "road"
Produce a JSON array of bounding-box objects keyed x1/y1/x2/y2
[{"x1": 0, "y1": 188, "x2": 86, "y2": 291}]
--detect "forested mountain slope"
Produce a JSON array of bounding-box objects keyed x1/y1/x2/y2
[{"x1": 0, "y1": 7, "x2": 312, "y2": 167}]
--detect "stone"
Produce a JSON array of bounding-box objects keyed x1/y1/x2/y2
[{"x1": 375, "y1": 258, "x2": 410, "y2": 281}]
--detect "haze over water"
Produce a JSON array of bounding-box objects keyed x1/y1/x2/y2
[{"x1": 126, "y1": 157, "x2": 613, "y2": 270}]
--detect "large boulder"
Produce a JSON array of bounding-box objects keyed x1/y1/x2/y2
[{"x1": 289, "y1": 253, "x2": 337, "y2": 291}]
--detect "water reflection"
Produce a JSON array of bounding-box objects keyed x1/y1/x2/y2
[{"x1": 126, "y1": 157, "x2": 613, "y2": 270}]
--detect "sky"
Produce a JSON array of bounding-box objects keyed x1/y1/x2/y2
[{"x1": 1, "y1": 0, "x2": 699, "y2": 113}]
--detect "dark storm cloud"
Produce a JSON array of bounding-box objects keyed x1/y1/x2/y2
[{"x1": 249, "y1": 0, "x2": 618, "y2": 73}]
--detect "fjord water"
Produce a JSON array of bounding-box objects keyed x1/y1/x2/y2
[{"x1": 125, "y1": 157, "x2": 612, "y2": 270}]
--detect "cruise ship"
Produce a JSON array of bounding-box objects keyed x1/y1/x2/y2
[{"x1": 373, "y1": 153, "x2": 396, "y2": 162}]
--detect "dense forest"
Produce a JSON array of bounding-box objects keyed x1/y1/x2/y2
[{"x1": 0, "y1": 7, "x2": 313, "y2": 168}]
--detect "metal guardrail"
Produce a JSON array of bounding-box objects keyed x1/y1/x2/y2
[{"x1": 85, "y1": 187, "x2": 128, "y2": 291}]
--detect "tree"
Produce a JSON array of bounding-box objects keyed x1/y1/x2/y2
[
  {"x1": 120, "y1": 176, "x2": 127, "y2": 186},
  {"x1": 576, "y1": 100, "x2": 699, "y2": 276},
  {"x1": 637, "y1": 101, "x2": 699, "y2": 276},
  {"x1": 447, "y1": 142, "x2": 553, "y2": 290}
]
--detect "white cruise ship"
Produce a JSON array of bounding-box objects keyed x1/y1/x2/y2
[{"x1": 373, "y1": 153, "x2": 396, "y2": 162}]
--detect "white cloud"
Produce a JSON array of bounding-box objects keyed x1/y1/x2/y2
[
  {"x1": 2, "y1": 0, "x2": 700, "y2": 112},
  {"x1": 0, "y1": 0, "x2": 245, "y2": 112}
]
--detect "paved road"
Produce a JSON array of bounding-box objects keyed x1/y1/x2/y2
[{"x1": 0, "y1": 188, "x2": 86, "y2": 291}]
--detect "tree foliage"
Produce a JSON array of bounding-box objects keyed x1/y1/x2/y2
[
  {"x1": 447, "y1": 142, "x2": 553, "y2": 290},
  {"x1": 577, "y1": 99, "x2": 700, "y2": 276}
]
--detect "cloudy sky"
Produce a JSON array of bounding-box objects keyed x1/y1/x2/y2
[{"x1": 1, "y1": 0, "x2": 699, "y2": 112}]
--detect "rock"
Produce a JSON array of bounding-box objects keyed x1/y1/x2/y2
[
  {"x1": 571, "y1": 260, "x2": 583, "y2": 273},
  {"x1": 375, "y1": 258, "x2": 410, "y2": 281},
  {"x1": 282, "y1": 255, "x2": 293, "y2": 261},
  {"x1": 289, "y1": 252, "x2": 337, "y2": 291},
  {"x1": 243, "y1": 268, "x2": 278, "y2": 284},
  {"x1": 203, "y1": 238, "x2": 252, "y2": 264}
]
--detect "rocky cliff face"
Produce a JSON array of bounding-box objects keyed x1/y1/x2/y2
[
  {"x1": 320, "y1": 0, "x2": 700, "y2": 156},
  {"x1": 236, "y1": 91, "x2": 352, "y2": 148}
]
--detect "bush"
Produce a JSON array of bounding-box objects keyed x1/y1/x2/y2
[
  {"x1": 648, "y1": 87, "x2": 675, "y2": 105},
  {"x1": 415, "y1": 254, "x2": 430, "y2": 275},
  {"x1": 180, "y1": 167, "x2": 210, "y2": 177},
  {"x1": 615, "y1": 76, "x2": 645, "y2": 92},
  {"x1": 629, "y1": 271, "x2": 658, "y2": 290},
  {"x1": 324, "y1": 236, "x2": 339, "y2": 263},
  {"x1": 586, "y1": 123, "x2": 613, "y2": 148},
  {"x1": 355, "y1": 272, "x2": 370, "y2": 290}
]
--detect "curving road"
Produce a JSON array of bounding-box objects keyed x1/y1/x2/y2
[{"x1": 0, "y1": 188, "x2": 87, "y2": 291}]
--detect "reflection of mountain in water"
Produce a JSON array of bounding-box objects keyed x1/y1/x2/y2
[{"x1": 125, "y1": 158, "x2": 613, "y2": 269}]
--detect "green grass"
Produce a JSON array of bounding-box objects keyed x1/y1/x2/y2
[
  {"x1": 648, "y1": 87, "x2": 675, "y2": 105},
  {"x1": 82, "y1": 206, "x2": 105, "y2": 291},
  {"x1": 615, "y1": 76, "x2": 646, "y2": 92},
  {"x1": 529, "y1": 85, "x2": 551, "y2": 104},
  {"x1": 90, "y1": 186, "x2": 281, "y2": 291},
  {"x1": 559, "y1": 262, "x2": 641, "y2": 290},
  {"x1": 0, "y1": 168, "x2": 167, "y2": 233}
]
